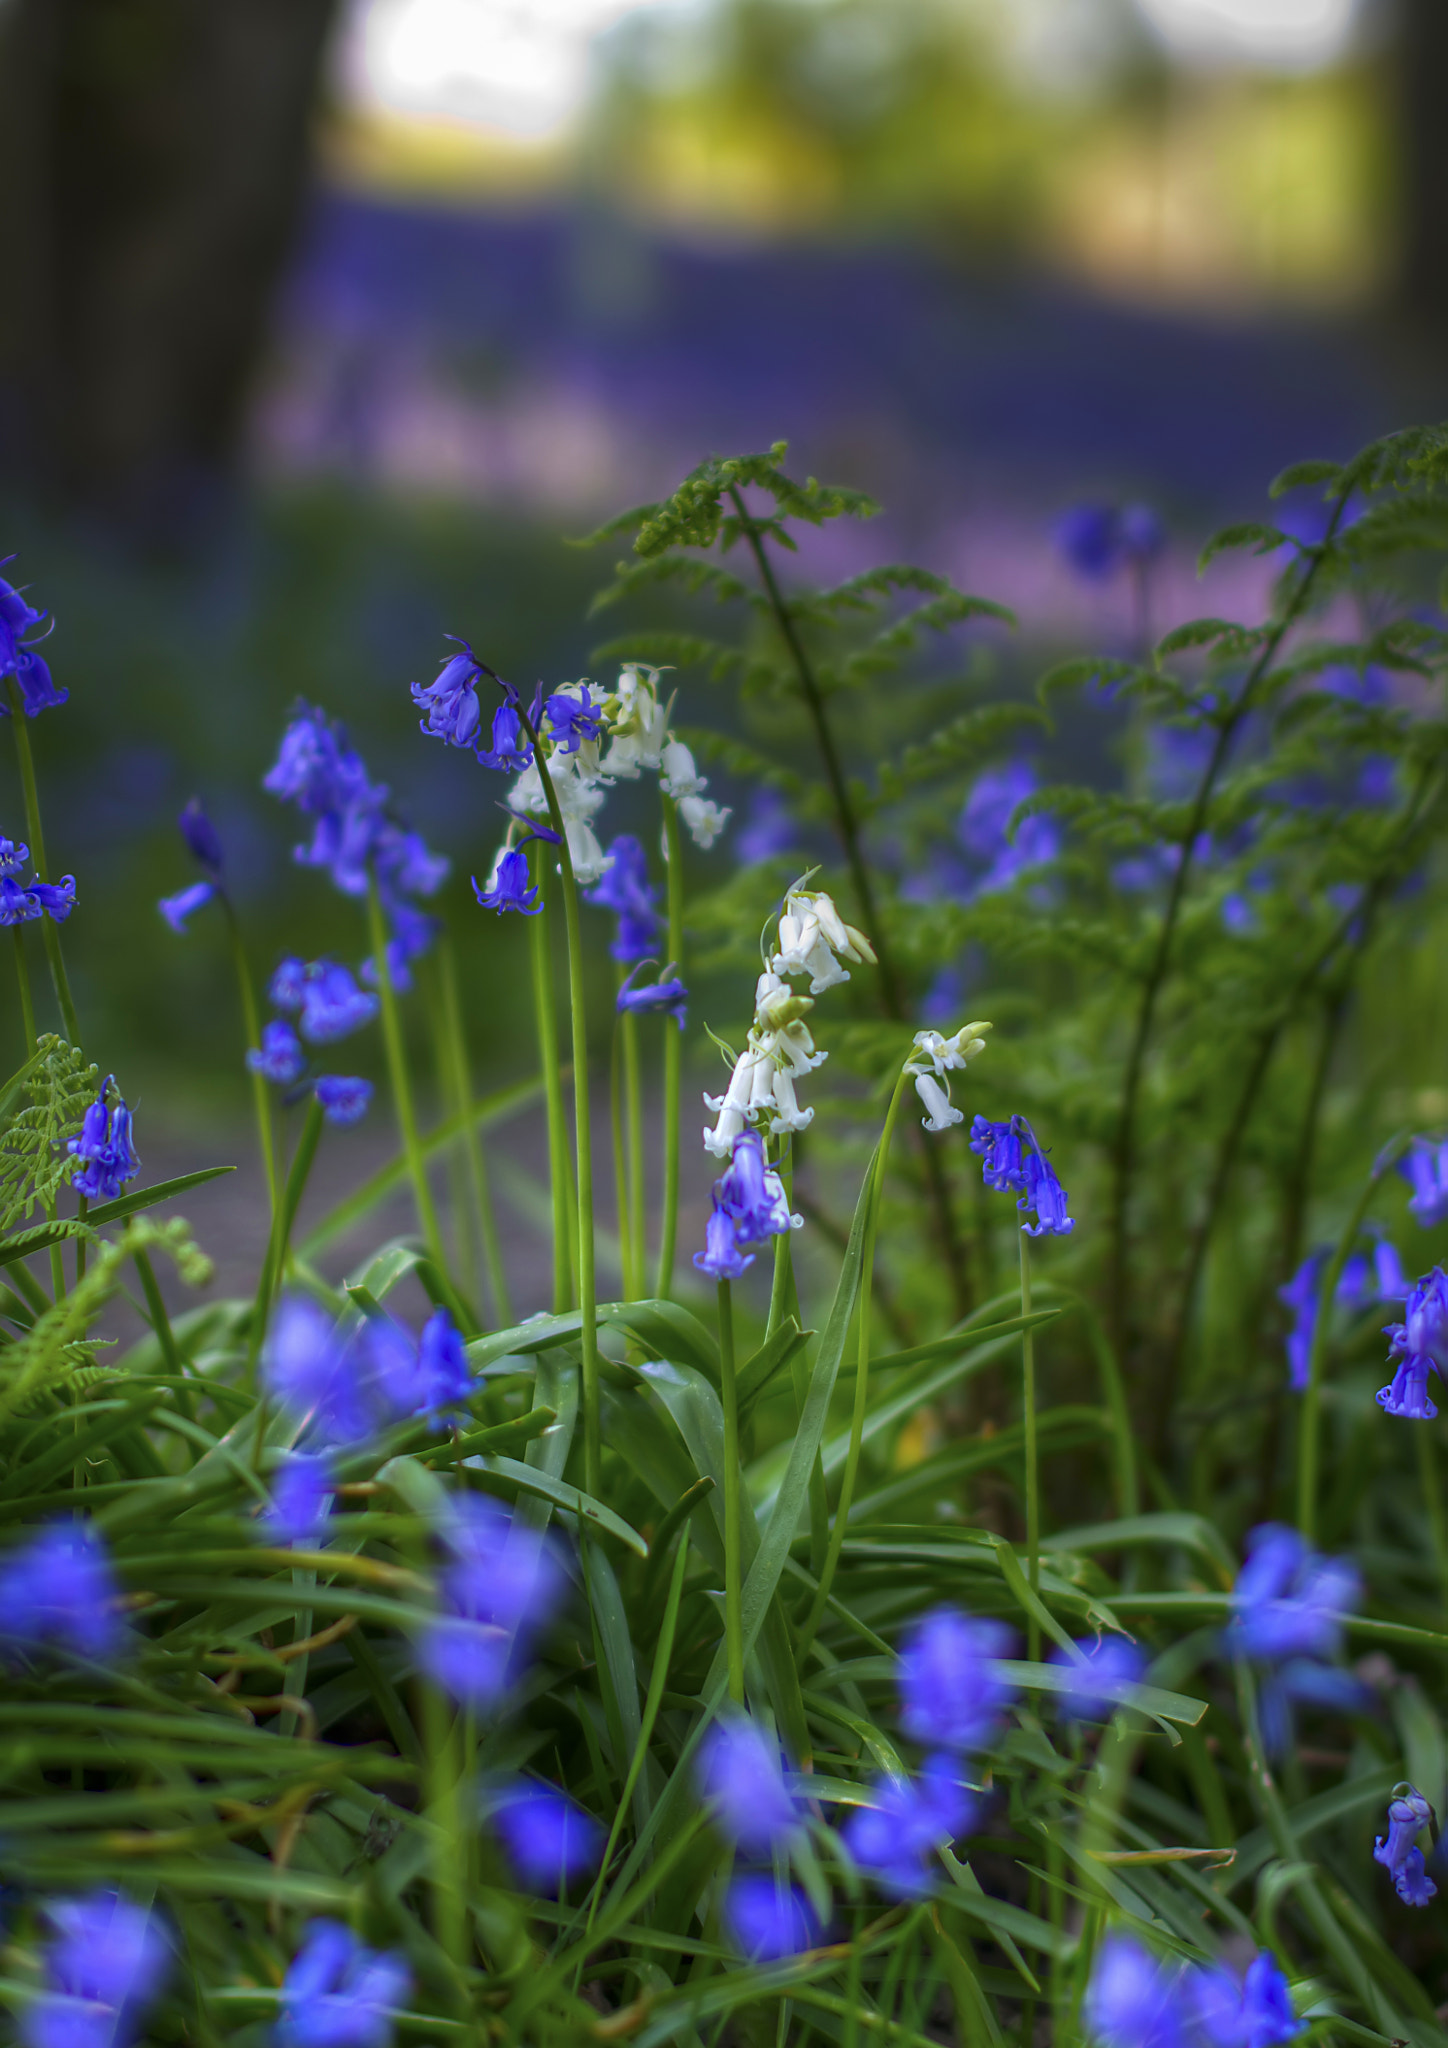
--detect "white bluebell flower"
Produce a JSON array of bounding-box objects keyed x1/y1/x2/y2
[{"x1": 772, "y1": 888, "x2": 875, "y2": 993}]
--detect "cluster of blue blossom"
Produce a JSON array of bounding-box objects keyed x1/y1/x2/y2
[
  {"x1": 277, "y1": 1921, "x2": 409, "y2": 2048},
  {"x1": 1379, "y1": 1266, "x2": 1448, "y2": 1423},
  {"x1": 1056, "y1": 502, "x2": 1166, "y2": 583},
  {"x1": 261, "y1": 1296, "x2": 475, "y2": 1542},
  {"x1": 1084, "y1": 1932, "x2": 1301, "y2": 2048},
  {"x1": 586, "y1": 833, "x2": 691, "y2": 1027},
  {"x1": 970, "y1": 1113, "x2": 1075, "y2": 1236},
  {"x1": 67, "y1": 1077, "x2": 140, "y2": 1203},
  {"x1": 20, "y1": 1890, "x2": 170, "y2": 2048},
  {"x1": 246, "y1": 955, "x2": 378, "y2": 1126},
  {"x1": 1228, "y1": 1524, "x2": 1363, "y2": 1760},
  {"x1": 411, "y1": 648, "x2": 728, "y2": 898},
  {"x1": 157, "y1": 799, "x2": 226, "y2": 934},
  {"x1": 0, "y1": 1522, "x2": 124, "y2": 1667},
  {"x1": 1277, "y1": 1236, "x2": 1409, "y2": 1393},
  {"x1": 0, "y1": 563, "x2": 65, "y2": 718},
  {"x1": 0, "y1": 835, "x2": 75, "y2": 928},
  {"x1": 695, "y1": 1127, "x2": 802, "y2": 1281},
  {"x1": 263, "y1": 703, "x2": 449, "y2": 991}
]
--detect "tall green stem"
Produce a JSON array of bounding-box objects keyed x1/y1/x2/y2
[
  {"x1": 528, "y1": 751, "x2": 601, "y2": 1498},
  {"x1": 5, "y1": 678, "x2": 79, "y2": 1044},
  {"x1": 438, "y1": 935, "x2": 510, "y2": 1324},
  {"x1": 718, "y1": 1276, "x2": 744, "y2": 1704},
  {"x1": 1020, "y1": 1227, "x2": 1039, "y2": 1662},
  {"x1": 219, "y1": 893, "x2": 278, "y2": 1222},
  {"x1": 765, "y1": 1140, "x2": 794, "y2": 1341},
  {"x1": 610, "y1": 997, "x2": 635, "y2": 1301},
  {"x1": 799, "y1": 1064, "x2": 913, "y2": 1650},
  {"x1": 366, "y1": 874, "x2": 446, "y2": 1272},
  {"x1": 622, "y1": 1003, "x2": 646, "y2": 1294},
  {"x1": 656, "y1": 796, "x2": 685, "y2": 1299},
  {"x1": 531, "y1": 857, "x2": 575, "y2": 1312},
  {"x1": 1296, "y1": 1154, "x2": 1395, "y2": 1541},
  {"x1": 248, "y1": 1094, "x2": 325, "y2": 1386}
]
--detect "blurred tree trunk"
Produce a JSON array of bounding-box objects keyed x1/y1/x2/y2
[
  {"x1": 1397, "y1": 0, "x2": 1448, "y2": 335},
  {"x1": 0, "y1": 0, "x2": 339, "y2": 537}
]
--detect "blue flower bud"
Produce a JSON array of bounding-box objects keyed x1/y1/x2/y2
[{"x1": 178, "y1": 797, "x2": 224, "y2": 874}]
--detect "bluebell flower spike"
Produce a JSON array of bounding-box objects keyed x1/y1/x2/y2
[
  {"x1": 898, "y1": 1608, "x2": 1016, "y2": 1752},
  {"x1": 277, "y1": 1920, "x2": 410, "y2": 2048},
  {"x1": 970, "y1": 1113, "x2": 1073, "y2": 1235},
  {"x1": 67, "y1": 1078, "x2": 140, "y2": 1203},
  {"x1": 0, "y1": 1522, "x2": 125, "y2": 1664},
  {"x1": 1374, "y1": 1787, "x2": 1438, "y2": 1907},
  {"x1": 26, "y1": 1891, "x2": 171, "y2": 2048},
  {"x1": 694, "y1": 1128, "x2": 801, "y2": 1277},
  {"x1": 0, "y1": 562, "x2": 66, "y2": 718},
  {"x1": 696, "y1": 1716, "x2": 801, "y2": 1853},
  {"x1": 845, "y1": 1757, "x2": 977, "y2": 1899},
  {"x1": 1379, "y1": 1266, "x2": 1448, "y2": 1421},
  {"x1": 1399, "y1": 1137, "x2": 1448, "y2": 1227}
]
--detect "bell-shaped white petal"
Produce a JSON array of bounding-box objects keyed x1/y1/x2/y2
[
  {"x1": 915, "y1": 1072, "x2": 963, "y2": 1133},
  {"x1": 680, "y1": 794, "x2": 730, "y2": 847},
  {"x1": 660, "y1": 740, "x2": 706, "y2": 799},
  {"x1": 768, "y1": 1064, "x2": 814, "y2": 1134},
  {"x1": 565, "y1": 815, "x2": 611, "y2": 886}
]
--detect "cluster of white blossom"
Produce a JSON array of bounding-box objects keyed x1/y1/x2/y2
[
  {"x1": 703, "y1": 885, "x2": 873, "y2": 1156},
  {"x1": 905, "y1": 1023, "x2": 992, "y2": 1132},
  {"x1": 502, "y1": 664, "x2": 730, "y2": 886}
]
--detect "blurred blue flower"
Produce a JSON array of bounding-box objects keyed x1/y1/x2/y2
[
  {"x1": 1281, "y1": 1240, "x2": 1408, "y2": 1393},
  {"x1": 278, "y1": 1920, "x2": 410, "y2": 2048},
  {"x1": 0, "y1": 1523, "x2": 124, "y2": 1663},
  {"x1": 1380, "y1": 1266, "x2": 1448, "y2": 1421},
  {"x1": 373, "y1": 824, "x2": 449, "y2": 901},
  {"x1": 1399, "y1": 1139, "x2": 1448, "y2": 1228},
  {"x1": 178, "y1": 798, "x2": 224, "y2": 875},
  {"x1": 263, "y1": 1297, "x2": 398, "y2": 1447},
  {"x1": 24, "y1": 1892, "x2": 170, "y2": 2048},
  {"x1": 1221, "y1": 892, "x2": 1256, "y2": 935},
  {"x1": 697, "y1": 1716, "x2": 800, "y2": 1853},
  {"x1": 1084, "y1": 1935, "x2": 1191, "y2": 2048},
  {"x1": 362, "y1": 896, "x2": 440, "y2": 996},
  {"x1": 487, "y1": 1780, "x2": 603, "y2": 1894},
  {"x1": 474, "y1": 844, "x2": 542, "y2": 917},
  {"x1": 314, "y1": 1075, "x2": 373, "y2": 1126},
  {"x1": 0, "y1": 563, "x2": 66, "y2": 719},
  {"x1": 67, "y1": 1081, "x2": 139, "y2": 1203},
  {"x1": 263, "y1": 1453, "x2": 333, "y2": 1546},
  {"x1": 617, "y1": 967, "x2": 688, "y2": 1027},
  {"x1": 1374, "y1": 1788, "x2": 1437, "y2": 1907},
  {"x1": 1229, "y1": 1524, "x2": 1363, "y2": 1755},
  {"x1": 414, "y1": 1307, "x2": 473, "y2": 1420},
  {"x1": 587, "y1": 835, "x2": 660, "y2": 962},
  {"x1": 1192, "y1": 1951, "x2": 1303, "y2": 2048},
  {"x1": 1049, "y1": 1636, "x2": 1147, "y2": 1720},
  {"x1": 248, "y1": 1020, "x2": 307, "y2": 1086},
  {"x1": 845, "y1": 1759, "x2": 976, "y2": 1898},
  {"x1": 270, "y1": 956, "x2": 308, "y2": 1008},
  {"x1": 1056, "y1": 504, "x2": 1121, "y2": 580},
  {"x1": 264, "y1": 705, "x2": 376, "y2": 817},
  {"x1": 158, "y1": 880, "x2": 217, "y2": 934},
  {"x1": 418, "y1": 1494, "x2": 566, "y2": 1706},
  {"x1": 899, "y1": 1609, "x2": 1014, "y2": 1752},
  {"x1": 298, "y1": 963, "x2": 379, "y2": 1045},
  {"x1": 958, "y1": 763, "x2": 1060, "y2": 895},
  {"x1": 723, "y1": 1877, "x2": 821, "y2": 1962},
  {"x1": 735, "y1": 788, "x2": 795, "y2": 866}
]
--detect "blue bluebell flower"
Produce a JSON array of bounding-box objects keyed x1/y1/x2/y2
[
  {"x1": 735, "y1": 788, "x2": 795, "y2": 865},
  {"x1": 1083, "y1": 1935, "x2": 1191, "y2": 2048},
  {"x1": 263, "y1": 1297, "x2": 393, "y2": 1447},
  {"x1": 845, "y1": 1759, "x2": 976, "y2": 1898},
  {"x1": 473, "y1": 831, "x2": 558, "y2": 917},
  {"x1": 270, "y1": 956, "x2": 308, "y2": 1009},
  {"x1": 412, "y1": 642, "x2": 486, "y2": 751},
  {"x1": 298, "y1": 962, "x2": 379, "y2": 1044},
  {"x1": 1374, "y1": 1788, "x2": 1437, "y2": 1907},
  {"x1": 158, "y1": 880, "x2": 216, "y2": 934},
  {"x1": 27, "y1": 876, "x2": 75, "y2": 923},
  {"x1": 24, "y1": 1891, "x2": 170, "y2": 2048},
  {"x1": 314, "y1": 1075, "x2": 372, "y2": 1126},
  {"x1": 1229, "y1": 1524, "x2": 1363, "y2": 1755},
  {"x1": 247, "y1": 1020, "x2": 306, "y2": 1086},
  {"x1": 694, "y1": 1129, "x2": 801, "y2": 1278},
  {"x1": 1279, "y1": 1251, "x2": 1326, "y2": 1392},
  {"x1": 67, "y1": 1081, "x2": 139, "y2": 1203},
  {"x1": 0, "y1": 842, "x2": 76, "y2": 926},
  {"x1": 697, "y1": 1717, "x2": 801, "y2": 1853},
  {"x1": 292, "y1": 787, "x2": 389, "y2": 899},
  {"x1": 616, "y1": 966, "x2": 688, "y2": 1028},
  {"x1": 1056, "y1": 504, "x2": 1122, "y2": 580},
  {"x1": 0, "y1": 874, "x2": 40, "y2": 925},
  {"x1": 586, "y1": 835, "x2": 661, "y2": 961},
  {"x1": 0, "y1": 835, "x2": 27, "y2": 876},
  {"x1": 694, "y1": 1201, "x2": 755, "y2": 1279},
  {"x1": 1281, "y1": 1240, "x2": 1408, "y2": 1393},
  {"x1": 486, "y1": 1780, "x2": 604, "y2": 1894},
  {"x1": 1022, "y1": 1146, "x2": 1074, "y2": 1237},
  {"x1": 970, "y1": 1115, "x2": 1073, "y2": 1235},
  {"x1": 278, "y1": 1920, "x2": 410, "y2": 2048},
  {"x1": 363, "y1": 895, "x2": 441, "y2": 995},
  {"x1": 178, "y1": 797, "x2": 224, "y2": 875},
  {"x1": 1192, "y1": 1952, "x2": 1303, "y2": 2048},
  {"x1": 373, "y1": 823, "x2": 449, "y2": 901},
  {"x1": 957, "y1": 763, "x2": 1061, "y2": 896},
  {"x1": 0, "y1": 1523, "x2": 124, "y2": 1663},
  {"x1": 543, "y1": 683, "x2": 605, "y2": 755},
  {"x1": 0, "y1": 565, "x2": 66, "y2": 719},
  {"x1": 723, "y1": 1877, "x2": 821, "y2": 1962},
  {"x1": 414, "y1": 1307, "x2": 473, "y2": 1420},
  {"x1": 1399, "y1": 1138, "x2": 1448, "y2": 1227},
  {"x1": 264, "y1": 705, "x2": 375, "y2": 817},
  {"x1": 418, "y1": 1494, "x2": 566, "y2": 1706},
  {"x1": 1379, "y1": 1266, "x2": 1448, "y2": 1421},
  {"x1": 1049, "y1": 1636, "x2": 1147, "y2": 1720},
  {"x1": 479, "y1": 697, "x2": 534, "y2": 774},
  {"x1": 899, "y1": 1608, "x2": 1015, "y2": 1753},
  {"x1": 262, "y1": 1453, "x2": 333, "y2": 1546},
  {"x1": 970, "y1": 1116, "x2": 1026, "y2": 1192}
]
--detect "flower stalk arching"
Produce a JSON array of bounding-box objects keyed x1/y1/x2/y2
[
  {"x1": 4, "y1": 674, "x2": 79, "y2": 1045},
  {"x1": 656, "y1": 793, "x2": 686, "y2": 1297},
  {"x1": 717, "y1": 1273, "x2": 744, "y2": 1704}
]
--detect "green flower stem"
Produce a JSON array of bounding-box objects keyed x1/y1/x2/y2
[
  {"x1": 1296, "y1": 1147, "x2": 1398, "y2": 1542},
  {"x1": 366, "y1": 872, "x2": 446, "y2": 1272},
  {"x1": 765, "y1": 1141, "x2": 794, "y2": 1341},
  {"x1": 438, "y1": 933, "x2": 510, "y2": 1325},
  {"x1": 622, "y1": 1001, "x2": 646, "y2": 1294},
  {"x1": 11, "y1": 927, "x2": 35, "y2": 1051},
  {"x1": 218, "y1": 893, "x2": 278, "y2": 1223},
  {"x1": 609, "y1": 995, "x2": 635, "y2": 1300},
  {"x1": 74, "y1": 1193, "x2": 87, "y2": 1286},
  {"x1": 4, "y1": 677, "x2": 80, "y2": 1045},
  {"x1": 798, "y1": 1062, "x2": 913, "y2": 1651},
  {"x1": 718, "y1": 1275, "x2": 744, "y2": 1704},
  {"x1": 422, "y1": 1682, "x2": 471, "y2": 1997},
  {"x1": 1417, "y1": 1427, "x2": 1448, "y2": 1623},
  {"x1": 248, "y1": 1094, "x2": 325, "y2": 1386},
  {"x1": 528, "y1": 745, "x2": 601, "y2": 1498},
  {"x1": 656, "y1": 795, "x2": 685, "y2": 1298},
  {"x1": 531, "y1": 854, "x2": 576, "y2": 1312},
  {"x1": 1020, "y1": 1225, "x2": 1040, "y2": 1664}
]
